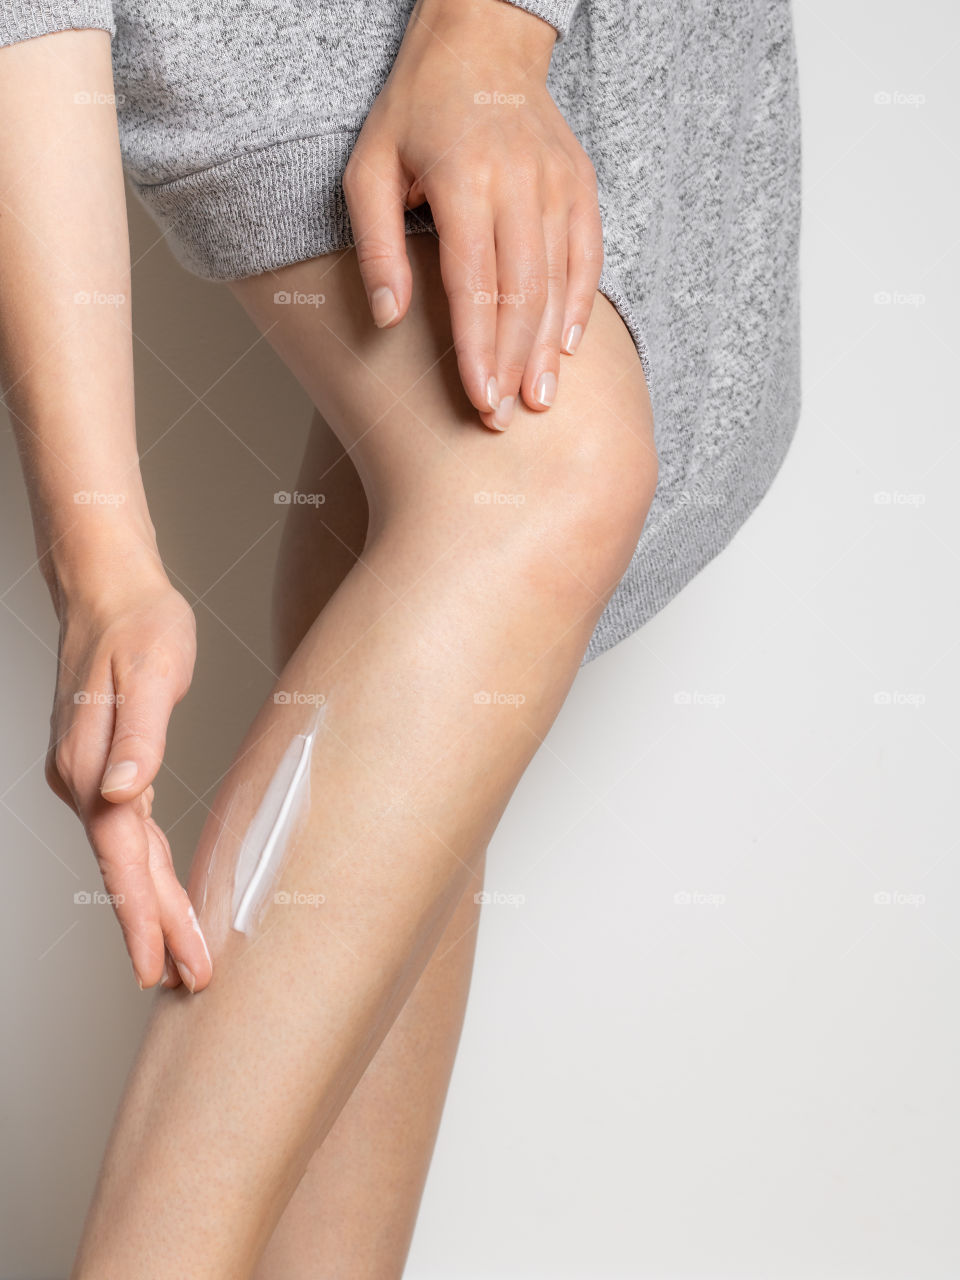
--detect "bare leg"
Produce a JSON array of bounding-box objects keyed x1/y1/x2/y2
[
  {"x1": 259, "y1": 411, "x2": 486, "y2": 1278},
  {"x1": 70, "y1": 232, "x2": 656, "y2": 1278}
]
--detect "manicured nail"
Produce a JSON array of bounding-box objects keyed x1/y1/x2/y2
[
  {"x1": 177, "y1": 963, "x2": 197, "y2": 994},
  {"x1": 101, "y1": 760, "x2": 138, "y2": 793},
  {"x1": 159, "y1": 957, "x2": 172, "y2": 987},
  {"x1": 485, "y1": 375, "x2": 501, "y2": 411},
  {"x1": 562, "y1": 323, "x2": 583, "y2": 355},
  {"x1": 491, "y1": 395, "x2": 515, "y2": 431},
  {"x1": 370, "y1": 285, "x2": 399, "y2": 327},
  {"x1": 135, "y1": 972, "x2": 143, "y2": 991},
  {"x1": 535, "y1": 371, "x2": 557, "y2": 407}
]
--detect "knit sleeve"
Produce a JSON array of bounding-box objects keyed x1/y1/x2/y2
[
  {"x1": 0, "y1": 0, "x2": 115, "y2": 47},
  {"x1": 494, "y1": 0, "x2": 581, "y2": 42}
]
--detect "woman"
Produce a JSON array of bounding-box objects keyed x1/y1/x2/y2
[{"x1": 0, "y1": 0, "x2": 800, "y2": 1272}]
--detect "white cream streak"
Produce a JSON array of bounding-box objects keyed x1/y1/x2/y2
[{"x1": 230, "y1": 705, "x2": 324, "y2": 934}]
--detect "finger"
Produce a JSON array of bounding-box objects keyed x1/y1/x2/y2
[
  {"x1": 51, "y1": 675, "x2": 115, "y2": 814},
  {"x1": 99, "y1": 652, "x2": 186, "y2": 802},
  {"x1": 135, "y1": 783, "x2": 155, "y2": 820},
  {"x1": 518, "y1": 204, "x2": 566, "y2": 413},
  {"x1": 145, "y1": 816, "x2": 212, "y2": 994},
  {"x1": 428, "y1": 184, "x2": 501, "y2": 419},
  {"x1": 342, "y1": 142, "x2": 413, "y2": 330},
  {"x1": 159, "y1": 945, "x2": 182, "y2": 990},
  {"x1": 45, "y1": 740, "x2": 77, "y2": 813},
  {"x1": 51, "y1": 683, "x2": 163, "y2": 986},
  {"x1": 560, "y1": 186, "x2": 604, "y2": 358},
  {"x1": 490, "y1": 191, "x2": 548, "y2": 430},
  {"x1": 87, "y1": 800, "x2": 165, "y2": 988}
]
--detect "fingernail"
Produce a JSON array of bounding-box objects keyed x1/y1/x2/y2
[
  {"x1": 535, "y1": 371, "x2": 557, "y2": 407},
  {"x1": 159, "y1": 957, "x2": 172, "y2": 987},
  {"x1": 371, "y1": 285, "x2": 399, "y2": 327},
  {"x1": 491, "y1": 395, "x2": 515, "y2": 431},
  {"x1": 101, "y1": 760, "x2": 138, "y2": 793},
  {"x1": 485, "y1": 375, "x2": 501, "y2": 411},
  {"x1": 177, "y1": 963, "x2": 197, "y2": 994},
  {"x1": 562, "y1": 323, "x2": 583, "y2": 355}
]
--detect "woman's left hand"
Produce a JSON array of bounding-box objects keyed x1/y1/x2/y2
[{"x1": 342, "y1": 0, "x2": 604, "y2": 431}]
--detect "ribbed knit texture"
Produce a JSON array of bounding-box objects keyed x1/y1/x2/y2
[
  {"x1": 0, "y1": 0, "x2": 801, "y2": 666},
  {"x1": 0, "y1": 0, "x2": 114, "y2": 42}
]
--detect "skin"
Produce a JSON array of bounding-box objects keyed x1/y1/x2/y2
[
  {"x1": 255, "y1": 407, "x2": 488, "y2": 1279},
  {"x1": 70, "y1": 238, "x2": 655, "y2": 1275},
  {"x1": 0, "y1": 5, "x2": 657, "y2": 1275},
  {"x1": 0, "y1": 28, "x2": 210, "y2": 993},
  {"x1": 346, "y1": 0, "x2": 605, "y2": 431}
]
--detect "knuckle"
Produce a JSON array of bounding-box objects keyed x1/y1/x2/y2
[
  {"x1": 354, "y1": 236, "x2": 398, "y2": 268},
  {"x1": 114, "y1": 643, "x2": 170, "y2": 685},
  {"x1": 441, "y1": 160, "x2": 494, "y2": 198},
  {"x1": 452, "y1": 272, "x2": 499, "y2": 306},
  {"x1": 574, "y1": 151, "x2": 599, "y2": 191},
  {"x1": 517, "y1": 274, "x2": 548, "y2": 310},
  {"x1": 574, "y1": 234, "x2": 604, "y2": 272},
  {"x1": 44, "y1": 755, "x2": 63, "y2": 796},
  {"x1": 52, "y1": 741, "x2": 75, "y2": 788},
  {"x1": 545, "y1": 258, "x2": 567, "y2": 289},
  {"x1": 510, "y1": 150, "x2": 541, "y2": 185},
  {"x1": 498, "y1": 356, "x2": 528, "y2": 382},
  {"x1": 341, "y1": 155, "x2": 366, "y2": 194}
]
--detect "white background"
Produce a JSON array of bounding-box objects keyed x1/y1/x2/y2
[{"x1": 1, "y1": 3, "x2": 957, "y2": 1275}]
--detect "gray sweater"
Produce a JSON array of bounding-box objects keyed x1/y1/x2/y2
[{"x1": 0, "y1": 0, "x2": 801, "y2": 665}]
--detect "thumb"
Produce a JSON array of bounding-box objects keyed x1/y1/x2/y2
[
  {"x1": 342, "y1": 143, "x2": 413, "y2": 329},
  {"x1": 99, "y1": 663, "x2": 181, "y2": 802}
]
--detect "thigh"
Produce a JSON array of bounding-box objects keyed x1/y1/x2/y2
[{"x1": 228, "y1": 233, "x2": 655, "y2": 527}]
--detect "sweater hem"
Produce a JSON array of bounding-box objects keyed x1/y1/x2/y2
[
  {"x1": 0, "y1": 0, "x2": 114, "y2": 46},
  {"x1": 130, "y1": 128, "x2": 653, "y2": 389},
  {"x1": 579, "y1": 316, "x2": 802, "y2": 665},
  {"x1": 131, "y1": 130, "x2": 799, "y2": 673}
]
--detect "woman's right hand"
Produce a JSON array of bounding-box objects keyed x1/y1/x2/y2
[
  {"x1": 45, "y1": 575, "x2": 212, "y2": 993},
  {"x1": 0, "y1": 31, "x2": 211, "y2": 991}
]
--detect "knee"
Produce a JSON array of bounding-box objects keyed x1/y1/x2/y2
[{"x1": 515, "y1": 420, "x2": 658, "y2": 607}]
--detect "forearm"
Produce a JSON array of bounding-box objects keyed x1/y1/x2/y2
[{"x1": 0, "y1": 28, "x2": 162, "y2": 614}]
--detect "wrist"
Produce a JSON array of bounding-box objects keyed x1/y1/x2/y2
[
  {"x1": 409, "y1": 0, "x2": 557, "y2": 76},
  {"x1": 41, "y1": 509, "x2": 170, "y2": 620}
]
